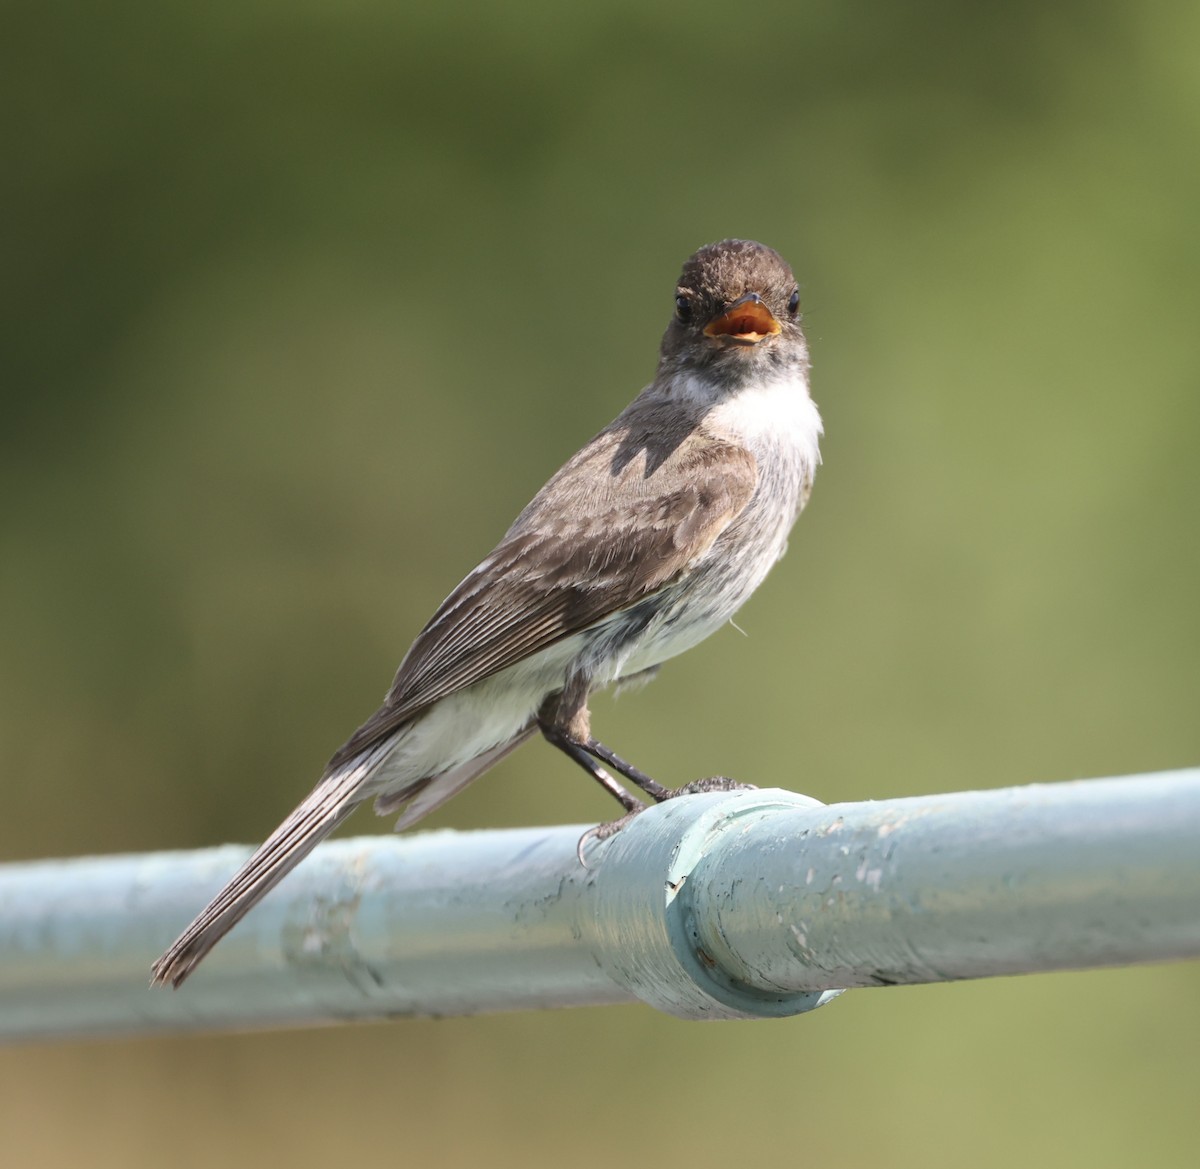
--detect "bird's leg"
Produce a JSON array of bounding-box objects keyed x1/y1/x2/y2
[
  {"x1": 538, "y1": 679, "x2": 758, "y2": 863},
  {"x1": 538, "y1": 722, "x2": 643, "y2": 814},
  {"x1": 577, "y1": 738, "x2": 671, "y2": 801},
  {"x1": 538, "y1": 676, "x2": 673, "y2": 802},
  {"x1": 576, "y1": 738, "x2": 757, "y2": 805},
  {"x1": 538, "y1": 678, "x2": 650, "y2": 819}
]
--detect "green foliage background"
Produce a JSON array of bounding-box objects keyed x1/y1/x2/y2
[{"x1": 3, "y1": 3, "x2": 1197, "y2": 1166}]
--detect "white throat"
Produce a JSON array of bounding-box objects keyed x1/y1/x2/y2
[{"x1": 686, "y1": 370, "x2": 823, "y2": 477}]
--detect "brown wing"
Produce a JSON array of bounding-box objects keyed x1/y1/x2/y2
[{"x1": 324, "y1": 427, "x2": 757, "y2": 773}]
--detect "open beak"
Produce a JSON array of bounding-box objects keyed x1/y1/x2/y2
[{"x1": 703, "y1": 293, "x2": 781, "y2": 344}]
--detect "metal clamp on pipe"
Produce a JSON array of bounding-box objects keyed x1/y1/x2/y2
[{"x1": 586, "y1": 788, "x2": 844, "y2": 1020}]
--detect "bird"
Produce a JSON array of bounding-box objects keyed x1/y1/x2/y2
[{"x1": 151, "y1": 238, "x2": 823, "y2": 987}]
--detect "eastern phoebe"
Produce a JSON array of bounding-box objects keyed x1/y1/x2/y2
[{"x1": 152, "y1": 238, "x2": 822, "y2": 987}]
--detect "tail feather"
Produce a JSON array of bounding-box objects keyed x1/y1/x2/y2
[
  {"x1": 150, "y1": 747, "x2": 387, "y2": 988},
  {"x1": 153, "y1": 728, "x2": 538, "y2": 988}
]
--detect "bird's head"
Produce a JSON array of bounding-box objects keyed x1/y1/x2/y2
[{"x1": 660, "y1": 239, "x2": 807, "y2": 379}]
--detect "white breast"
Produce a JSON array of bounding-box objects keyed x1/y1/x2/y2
[{"x1": 601, "y1": 369, "x2": 822, "y2": 682}]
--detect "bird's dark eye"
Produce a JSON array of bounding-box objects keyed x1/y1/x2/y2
[
  {"x1": 675, "y1": 293, "x2": 692, "y2": 320},
  {"x1": 788, "y1": 288, "x2": 801, "y2": 316}
]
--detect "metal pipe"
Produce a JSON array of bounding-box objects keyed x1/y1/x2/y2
[{"x1": 1, "y1": 769, "x2": 1197, "y2": 1041}]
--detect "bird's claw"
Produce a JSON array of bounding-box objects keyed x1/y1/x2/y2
[
  {"x1": 576, "y1": 811, "x2": 641, "y2": 866},
  {"x1": 660, "y1": 776, "x2": 758, "y2": 798}
]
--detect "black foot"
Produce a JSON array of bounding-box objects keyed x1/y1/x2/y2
[
  {"x1": 662, "y1": 776, "x2": 757, "y2": 797},
  {"x1": 574, "y1": 777, "x2": 758, "y2": 865}
]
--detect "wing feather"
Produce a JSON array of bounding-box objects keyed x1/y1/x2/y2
[{"x1": 324, "y1": 423, "x2": 757, "y2": 773}]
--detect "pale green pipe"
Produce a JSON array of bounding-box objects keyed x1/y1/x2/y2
[{"x1": 0, "y1": 770, "x2": 1197, "y2": 1042}]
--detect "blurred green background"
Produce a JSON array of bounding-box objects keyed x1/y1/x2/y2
[{"x1": 3, "y1": 1, "x2": 1198, "y2": 1165}]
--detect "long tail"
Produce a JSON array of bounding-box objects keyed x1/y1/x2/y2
[{"x1": 150, "y1": 744, "x2": 390, "y2": 988}]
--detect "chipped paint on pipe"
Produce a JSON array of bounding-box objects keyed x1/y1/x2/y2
[
  {"x1": 0, "y1": 826, "x2": 632, "y2": 1041},
  {"x1": 685, "y1": 770, "x2": 1200, "y2": 992}
]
